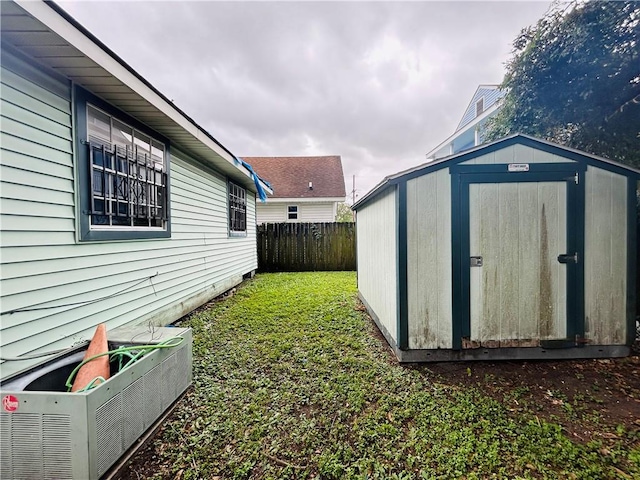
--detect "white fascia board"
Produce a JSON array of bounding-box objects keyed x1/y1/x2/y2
[
  {"x1": 425, "y1": 102, "x2": 501, "y2": 159},
  {"x1": 264, "y1": 197, "x2": 345, "y2": 204},
  {"x1": 16, "y1": 1, "x2": 264, "y2": 188}
]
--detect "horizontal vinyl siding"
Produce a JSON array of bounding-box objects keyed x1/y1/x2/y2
[
  {"x1": 256, "y1": 203, "x2": 286, "y2": 224},
  {"x1": 457, "y1": 87, "x2": 505, "y2": 132},
  {"x1": 0, "y1": 48, "x2": 257, "y2": 379},
  {"x1": 299, "y1": 202, "x2": 336, "y2": 222},
  {"x1": 356, "y1": 188, "x2": 398, "y2": 343},
  {"x1": 257, "y1": 201, "x2": 336, "y2": 223}
]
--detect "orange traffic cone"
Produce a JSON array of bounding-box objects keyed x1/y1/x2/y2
[{"x1": 71, "y1": 323, "x2": 110, "y2": 392}]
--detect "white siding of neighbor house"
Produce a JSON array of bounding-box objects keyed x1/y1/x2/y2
[
  {"x1": 406, "y1": 169, "x2": 453, "y2": 349},
  {"x1": 256, "y1": 201, "x2": 336, "y2": 224},
  {"x1": 356, "y1": 188, "x2": 397, "y2": 343},
  {"x1": 460, "y1": 144, "x2": 577, "y2": 165},
  {"x1": 0, "y1": 48, "x2": 257, "y2": 379},
  {"x1": 256, "y1": 203, "x2": 286, "y2": 223},
  {"x1": 584, "y1": 166, "x2": 627, "y2": 345}
]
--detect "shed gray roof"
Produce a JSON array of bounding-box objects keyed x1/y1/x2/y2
[{"x1": 354, "y1": 134, "x2": 640, "y2": 211}]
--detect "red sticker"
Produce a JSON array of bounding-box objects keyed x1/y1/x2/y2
[{"x1": 2, "y1": 394, "x2": 19, "y2": 412}]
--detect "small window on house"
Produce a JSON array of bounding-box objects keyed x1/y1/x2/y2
[
  {"x1": 288, "y1": 205, "x2": 298, "y2": 220},
  {"x1": 229, "y1": 182, "x2": 247, "y2": 234},
  {"x1": 476, "y1": 98, "x2": 484, "y2": 117}
]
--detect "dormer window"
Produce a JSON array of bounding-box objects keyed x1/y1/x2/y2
[{"x1": 476, "y1": 98, "x2": 484, "y2": 117}]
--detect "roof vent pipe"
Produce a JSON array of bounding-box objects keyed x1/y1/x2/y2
[{"x1": 309, "y1": 181, "x2": 313, "y2": 190}]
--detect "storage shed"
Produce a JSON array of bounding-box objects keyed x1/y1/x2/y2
[{"x1": 353, "y1": 134, "x2": 638, "y2": 362}]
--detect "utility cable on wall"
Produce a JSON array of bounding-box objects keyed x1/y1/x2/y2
[{"x1": 1, "y1": 272, "x2": 159, "y2": 316}]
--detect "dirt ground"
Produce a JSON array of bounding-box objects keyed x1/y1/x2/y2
[
  {"x1": 361, "y1": 312, "x2": 640, "y2": 447},
  {"x1": 411, "y1": 340, "x2": 640, "y2": 446}
]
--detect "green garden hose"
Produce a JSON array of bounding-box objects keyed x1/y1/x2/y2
[{"x1": 65, "y1": 336, "x2": 184, "y2": 392}]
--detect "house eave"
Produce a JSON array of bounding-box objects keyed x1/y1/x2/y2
[
  {"x1": 425, "y1": 102, "x2": 502, "y2": 160},
  {"x1": 4, "y1": 0, "x2": 270, "y2": 194}
]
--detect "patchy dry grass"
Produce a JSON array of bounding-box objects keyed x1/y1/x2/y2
[{"x1": 119, "y1": 272, "x2": 639, "y2": 479}]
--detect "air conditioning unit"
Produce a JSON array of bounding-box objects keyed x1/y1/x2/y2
[{"x1": 1, "y1": 326, "x2": 192, "y2": 480}]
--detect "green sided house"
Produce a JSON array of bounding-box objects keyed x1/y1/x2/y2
[
  {"x1": 353, "y1": 134, "x2": 639, "y2": 362},
  {"x1": 0, "y1": 0, "x2": 271, "y2": 380}
]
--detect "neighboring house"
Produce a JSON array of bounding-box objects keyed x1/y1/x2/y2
[
  {"x1": 426, "y1": 85, "x2": 505, "y2": 160},
  {"x1": 243, "y1": 156, "x2": 346, "y2": 223},
  {"x1": 354, "y1": 134, "x2": 638, "y2": 362},
  {"x1": 0, "y1": 0, "x2": 271, "y2": 380}
]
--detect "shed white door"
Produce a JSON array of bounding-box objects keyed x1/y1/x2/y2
[{"x1": 468, "y1": 182, "x2": 568, "y2": 346}]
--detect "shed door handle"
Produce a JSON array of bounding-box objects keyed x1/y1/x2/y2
[{"x1": 557, "y1": 253, "x2": 578, "y2": 264}]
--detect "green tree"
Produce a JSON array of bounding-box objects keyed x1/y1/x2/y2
[
  {"x1": 485, "y1": 0, "x2": 640, "y2": 167},
  {"x1": 335, "y1": 202, "x2": 354, "y2": 222}
]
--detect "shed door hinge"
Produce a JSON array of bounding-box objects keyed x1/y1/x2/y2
[{"x1": 574, "y1": 172, "x2": 579, "y2": 184}]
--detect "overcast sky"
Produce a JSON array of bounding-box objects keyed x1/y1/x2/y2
[{"x1": 59, "y1": 0, "x2": 551, "y2": 201}]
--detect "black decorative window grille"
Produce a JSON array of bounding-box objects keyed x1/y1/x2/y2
[
  {"x1": 88, "y1": 143, "x2": 167, "y2": 227},
  {"x1": 87, "y1": 105, "x2": 167, "y2": 228},
  {"x1": 287, "y1": 205, "x2": 298, "y2": 220},
  {"x1": 229, "y1": 182, "x2": 247, "y2": 233}
]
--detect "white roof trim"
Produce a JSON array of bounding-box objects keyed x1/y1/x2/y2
[{"x1": 425, "y1": 102, "x2": 501, "y2": 159}]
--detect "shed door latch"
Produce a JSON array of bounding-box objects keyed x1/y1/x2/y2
[
  {"x1": 557, "y1": 252, "x2": 578, "y2": 264},
  {"x1": 470, "y1": 256, "x2": 483, "y2": 267}
]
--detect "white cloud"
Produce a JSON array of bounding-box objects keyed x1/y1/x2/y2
[{"x1": 58, "y1": 0, "x2": 551, "y2": 197}]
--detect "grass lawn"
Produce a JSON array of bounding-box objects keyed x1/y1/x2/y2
[{"x1": 124, "y1": 272, "x2": 639, "y2": 479}]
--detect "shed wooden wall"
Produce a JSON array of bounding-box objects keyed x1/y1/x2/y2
[
  {"x1": 584, "y1": 166, "x2": 627, "y2": 344},
  {"x1": 406, "y1": 169, "x2": 453, "y2": 349},
  {"x1": 0, "y1": 48, "x2": 257, "y2": 379},
  {"x1": 460, "y1": 144, "x2": 576, "y2": 165},
  {"x1": 356, "y1": 188, "x2": 398, "y2": 343}
]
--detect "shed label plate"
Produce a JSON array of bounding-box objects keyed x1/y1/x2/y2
[{"x1": 508, "y1": 163, "x2": 530, "y2": 172}]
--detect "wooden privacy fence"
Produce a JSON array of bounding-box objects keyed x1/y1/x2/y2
[{"x1": 258, "y1": 222, "x2": 356, "y2": 271}]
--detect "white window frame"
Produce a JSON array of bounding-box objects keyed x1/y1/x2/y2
[
  {"x1": 229, "y1": 181, "x2": 247, "y2": 235},
  {"x1": 287, "y1": 205, "x2": 298, "y2": 220}
]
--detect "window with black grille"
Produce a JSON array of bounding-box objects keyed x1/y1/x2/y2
[
  {"x1": 87, "y1": 105, "x2": 167, "y2": 229},
  {"x1": 228, "y1": 182, "x2": 247, "y2": 234}
]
